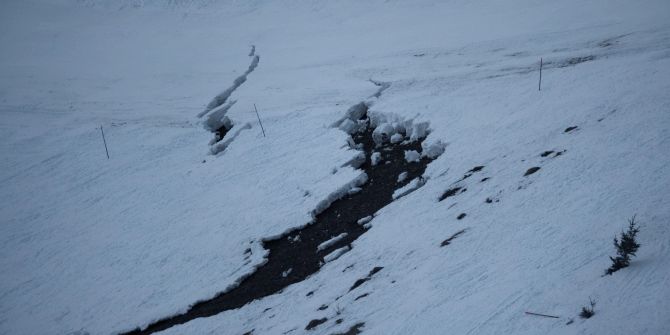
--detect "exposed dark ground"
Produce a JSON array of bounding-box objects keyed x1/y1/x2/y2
[{"x1": 121, "y1": 114, "x2": 435, "y2": 334}]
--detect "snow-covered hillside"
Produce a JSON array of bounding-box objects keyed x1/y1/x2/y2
[{"x1": 1, "y1": 0, "x2": 669, "y2": 334}]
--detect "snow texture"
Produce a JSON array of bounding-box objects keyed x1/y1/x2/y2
[
  {"x1": 1, "y1": 1, "x2": 670, "y2": 335},
  {"x1": 392, "y1": 177, "x2": 427, "y2": 200},
  {"x1": 323, "y1": 246, "x2": 351, "y2": 263}
]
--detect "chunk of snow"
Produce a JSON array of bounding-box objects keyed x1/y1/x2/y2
[
  {"x1": 372, "y1": 123, "x2": 395, "y2": 145},
  {"x1": 317, "y1": 233, "x2": 348, "y2": 252},
  {"x1": 331, "y1": 102, "x2": 368, "y2": 128},
  {"x1": 404, "y1": 150, "x2": 421, "y2": 163},
  {"x1": 390, "y1": 133, "x2": 404, "y2": 144},
  {"x1": 312, "y1": 173, "x2": 368, "y2": 216},
  {"x1": 338, "y1": 119, "x2": 357, "y2": 134},
  {"x1": 323, "y1": 246, "x2": 350, "y2": 263},
  {"x1": 342, "y1": 151, "x2": 366, "y2": 169},
  {"x1": 408, "y1": 122, "x2": 430, "y2": 141},
  {"x1": 397, "y1": 172, "x2": 408, "y2": 182},
  {"x1": 371, "y1": 152, "x2": 382, "y2": 166},
  {"x1": 345, "y1": 102, "x2": 369, "y2": 122},
  {"x1": 393, "y1": 177, "x2": 427, "y2": 200},
  {"x1": 357, "y1": 216, "x2": 373, "y2": 225},
  {"x1": 422, "y1": 139, "x2": 446, "y2": 158},
  {"x1": 202, "y1": 100, "x2": 236, "y2": 131}
]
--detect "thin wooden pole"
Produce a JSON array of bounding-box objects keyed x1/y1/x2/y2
[
  {"x1": 100, "y1": 125, "x2": 109, "y2": 159},
  {"x1": 254, "y1": 104, "x2": 266, "y2": 137},
  {"x1": 538, "y1": 57, "x2": 543, "y2": 91},
  {"x1": 525, "y1": 311, "x2": 559, "y2": 318}
]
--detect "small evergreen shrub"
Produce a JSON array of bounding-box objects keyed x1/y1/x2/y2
[
  {"x1": 606, "y1": 216, "x2": 641, "y2": 275},
  {"x1": 579, "y1": 297, "x2": 596, "y2": 319}
]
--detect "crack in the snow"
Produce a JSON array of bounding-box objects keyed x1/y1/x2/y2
[
  {"x1": 196, "y1": 46, "x2": 259, "y2": 154},
  {"x1": 120, "y1": 80, "x2": 442, "y2": 335},
  {"x1": 199, "y1": 49, "x2": 259, "y2": 118},
  {"x1": 369, "y1": 79, "x2": 390, "y2": 99}
]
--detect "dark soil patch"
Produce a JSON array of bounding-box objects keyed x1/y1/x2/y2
[
  {"x1": 480, "y1": 177, "x2": 490, "y2": 182},
  {"x1": 354, "y1": 293, "x2": 369, "y2": 301},
  {"x1": 541, "y1": 150, "x2": 565, "y2": 158},
  {"x1": 468, "y1": 166, "x2": 485, "y2": 173},
  {"x1": 305, "y1": 318, "x2": 328, "y2": 330},
  {"x1": 213, "y1": 124, "x2": 231, "y2": 143},
  {"x1": 350, "y1": 267, "x2": 384, "y2": 292},
  {"x1": 568, "y1": 56, "x2": 595, "y2": 64},
  {"x1": 524, "y1": 167, "x2": 541, "y2": 176},
  {"x1": 121, "y1": 112, "x2": 436, "y2": 335},
  {"x1": 332, "y1": 322, "x2": 365, "y2": 335},
  {"x1": 439, "y1": 187, "x2": 466, "y2": 202},
  {"x1": 458, "y1": 165, "x2": 485, "y2": 182},
  {"x1": 457, "y1": 213, "x2": 467, "y2": 220},
  {"x1": 440, "y1": 229, "x2": 467, "y2": 247},
  {"x1": 559, "y1": 56, "x2": 595, "y2": 67},
  {"x1": 564, "y1": 126, "x2": 579, "y2": 133},
  {"x1": 485, "y1": 197, "x2": 497, "y2": 204}
]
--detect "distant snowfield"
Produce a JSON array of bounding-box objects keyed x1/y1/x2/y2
[{"x1": 1, "y1": 0, "x2": 669, "y2": 334}]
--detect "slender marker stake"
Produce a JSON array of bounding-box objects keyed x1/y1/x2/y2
[
  {"x1": 525, "y1": 311, "x2": 559, "y2": 319},
  {"x1": 100, "y1": 125, "x2": 110, "y2": 159},
  {"x1": 254, "y1": 104, "x2": 266, "y2": 137},
  {"x1": 538, "y1": 57, "x2": 543, "y2": 91}
]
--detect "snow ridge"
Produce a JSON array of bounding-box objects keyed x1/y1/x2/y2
[
  {"x1": 197, "y1": 46, "x2": 259, "y2": 154},
  {"x1": 198, "y1": 47, "x2": 259, "y2": 118},
  {"x1": 203, "y1": 100, "x2": 236, "y2": 134},
  {"x1": 369, "y1": 79, "x2": 391, "y2": 99},
  {"x1": 209, "y1": 122, "x2": 252, "y2": 155}
]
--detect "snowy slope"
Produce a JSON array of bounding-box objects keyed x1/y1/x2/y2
[{"x1": 1, "y1": 0, "x2": 669, "y2": 334}]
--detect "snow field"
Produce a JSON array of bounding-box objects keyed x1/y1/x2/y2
[{"x1": 0, "y1": 0, "x2": 669, "y2": 334}]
